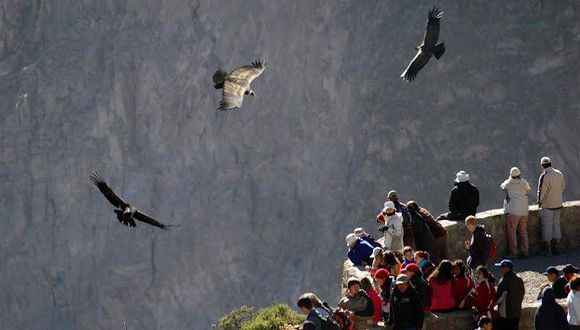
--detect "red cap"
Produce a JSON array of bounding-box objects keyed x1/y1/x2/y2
[
  {"x1": 402, "y1": 263, "x2": 420, "y2": 274},
  {"x1": 374, "y1": 268, "x2": 390, "y2": 279}
]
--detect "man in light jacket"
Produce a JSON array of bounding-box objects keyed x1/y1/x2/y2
[
  {"x1": 500, "y1": 167, "x2": 531, "y2": 258},
  {"x1": 537, "y1": 157, "x2": 566, "y2": 256}
]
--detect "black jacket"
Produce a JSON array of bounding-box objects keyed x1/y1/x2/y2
[
  {"x1": 389, "y1": 286, "x2": 424, "y2": 328},
  {"x1": 410, "y1": 274, "x2": 430, "y2": 310},
  {"x1": 534, "y1": 288, "x2": 569, "y2": 330},
  {"x1": 497, "y1": 271, "x2": 525, "y2": 319},
  {"x1": 409, "y1": 208, "x2": 435, "y2": 255},
  {"x1": 449, "y1": 181, "x2": 479, "y2": 219},
  {"x1": 467, "y1": 225, "x2": 490, "y2": 269}
]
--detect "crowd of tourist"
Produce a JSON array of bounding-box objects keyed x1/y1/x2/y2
[{"x1": 297, "y1": 157, "x2": 578, "y2": 330}]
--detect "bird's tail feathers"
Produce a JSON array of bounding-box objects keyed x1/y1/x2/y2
[
  {"x1": 90, "y1": 170, "x2": 105, "y2": 185},
  {"x1": 433, "y1": 43, "x2": 445, "y2": 59},
  {"x1": 213, "y1": 69, "x2": 228, "y2": 88}
]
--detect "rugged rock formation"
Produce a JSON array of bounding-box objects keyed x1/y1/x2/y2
[{"x1": 0, "y1": 1, "x2": 579, "y2": 329}]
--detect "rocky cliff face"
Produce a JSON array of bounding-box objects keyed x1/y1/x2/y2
[{"x1": 1, "y1": 1, "x2": 579, "y2": 329}]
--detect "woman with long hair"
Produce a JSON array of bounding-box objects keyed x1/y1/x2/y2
[
  {"x1": 428, "y1": 260, "x2": 456, "y2": 312},
  {"x1": 452, "y1": 259, "x2": 475, "y2": 309},
  {"x1": 460, "y1": 265, "x2": 497, "y2": 321},
  {"x1": 383, "y1": 250, "x2": 402, "y2": 276}
]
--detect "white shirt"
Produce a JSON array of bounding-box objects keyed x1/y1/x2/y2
[
  {"x1": 568, "y1": 290, "x2": 580, "y2": 325},
  {"x1": 383, "y1": 212, "x2": 403, "y2": 251},
  {"x1": 500, "y1": 177, "x2": 530, "y2": 216}
]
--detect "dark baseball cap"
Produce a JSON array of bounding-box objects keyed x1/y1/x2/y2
[
  {"x1": 494, "y1": 259, "x2": 514, "y2": 269},
  {"x1": 563, "y1": 264, "x2": 579, "y2": 274},
  {"x1": 543, "y1": 266, "x2": 560, "y2": 276}
]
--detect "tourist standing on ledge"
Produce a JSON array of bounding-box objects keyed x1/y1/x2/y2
[
  {"x1": 407, "y1": 201, "x2": 436, "y2": 257},
  {"x1": 346, "y1": 233, "x2": 374, "y2": 266},
  {"x1": 386, "y1": 190, "x2": 413, "y2": 247},
  {"x1": 495, "y1": 259, "x2": 525, "y2": 330},
  {"x1": 438, "y1": 170, "x2": 479, "y2": 221},
  {"x1": 568, "y1": 276, "x2": 580, "y2": 330},
  {"x1": 500, "y1": 167, "x2": 531, "y2": 259},
  {"x1": 464, "y1": 216, "x2": 491, "y2": 274},
  {"x1": 534, "y1": 287, "x2": 569, "y2": 330},
  {"x1": 377, "y1": 201, "x2": 403, "y2": 251},
  {"x1": 537, "y1": 156, "x2": 566, "y2": 256},
  {"x1": 408, "y1": 200, "x2": 449, "y2": 264}
]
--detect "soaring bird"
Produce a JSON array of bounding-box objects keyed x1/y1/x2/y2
[
  {"x1": 90, "y1": 171, "x2": 172, "y2": 230},
  {"x1": 401, "y1": 7, "x2": 445, "y2": 81},
  {"x1": 213, "y1": 60, "x2": 266, "y2": 111}
]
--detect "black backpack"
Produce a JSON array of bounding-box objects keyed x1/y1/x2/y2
[
  {"x1": 313, "y1": 308, "x2": 341, "y2": 330},
  {"x1": 322, "y1": 303, "x2": 353, "y2": 330}
]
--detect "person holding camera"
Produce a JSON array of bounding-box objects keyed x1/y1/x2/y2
[{"x1": 376, "y1": 201, "x2": 403, "y2": 251}]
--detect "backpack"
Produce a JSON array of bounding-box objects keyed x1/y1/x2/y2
[
  {"x1": 314, "y1": 307, "x2": 341, "y2": 330},
  {"x1": 357, "y1": 290, "x2": 375, "y2": 317},
  {"x1": 321, "y1": 304, "x2": 353, "y2": 330},
  {"x1": 486, "y1": 232, "x2": 496, "y2": 259}
]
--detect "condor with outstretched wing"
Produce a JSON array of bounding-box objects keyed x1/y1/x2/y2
[
  {"x1": 401, "y1": 7, "x2": 445, "y2": 82},
  {"x1": 90, "y1": 171, "x2": 172, "y2": 230},
  {"x1": 213, "y1": 60, "x2": 266, "y2": 111}
]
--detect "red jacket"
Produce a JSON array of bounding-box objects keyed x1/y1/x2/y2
[
  {"x1": 366, "y1": 287, "x2": 382, "y2": 323},
  {"x1": 462, "y1": 279, "x2": 497, "y2": 319},
  {"x1": 452, "y1": 276, "x2": 475, "y2": 308},
  {"x1": 429, "y1": 279, "x2": 455, "y2": 312}
]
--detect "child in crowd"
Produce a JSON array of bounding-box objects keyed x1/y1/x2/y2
[
  {"x1": 428, "y1": 260, "x2": 455, "y2": 312},
  {"x1": 475, "y1": 316, "x2": 493, "y2": 330},
  {"x1": 414, "y1": 250, "x2": 435, "y2": 279},
  {"x1": 461, "y1": 266, "x2": 496, "y2": 321},
  {"x1": 402, "y1": 246, "x2": 415, "y2": 266},
  {"x1": 452, "y1": 259, "x2": 475, "y2": 309},
  {"x1": 534, "y1": 287, "x2": 569, "y2": 330}
]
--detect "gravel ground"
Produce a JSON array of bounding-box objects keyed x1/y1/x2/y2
[{"x1": 489, "y1": 252, "x2": 580, "y2": 304}]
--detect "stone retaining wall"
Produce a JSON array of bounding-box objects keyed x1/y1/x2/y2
[{"x1": 444, "y1": 200, "x2": 580, "y2": 260}]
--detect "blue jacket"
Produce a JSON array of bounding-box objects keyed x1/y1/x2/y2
[
  {"x1": 360, "y1": 234, "x2": 382, "y2": 249},
  {"x1": 348, "y1": 239, "x2": 374, "y2": 266},
  {"x1": 393, "y1": 200, "x2": 411, "y2": 224}
]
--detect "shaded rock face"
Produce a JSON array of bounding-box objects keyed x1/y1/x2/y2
[{"x1": 0, "y1": 1, "x2": 579, "y2": 329}]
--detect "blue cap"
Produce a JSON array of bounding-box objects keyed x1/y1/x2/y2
[{"x1": 494, "y1": 259, "x2": 514, "y2": 269}]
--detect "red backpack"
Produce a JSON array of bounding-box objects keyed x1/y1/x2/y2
[{"x1": 331, "y1": 308, "x2": 353, "y2": 330}]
